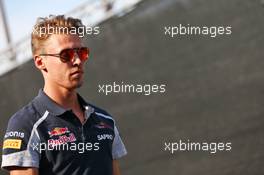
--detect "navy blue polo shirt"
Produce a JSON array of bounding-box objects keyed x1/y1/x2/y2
[{"x1": 1, "y1": 89, "x2": 127, "y2": 175}]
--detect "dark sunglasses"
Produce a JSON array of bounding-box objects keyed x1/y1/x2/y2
[{"x1": 38, "y1": 47, "x2": 89, "y2": 62}]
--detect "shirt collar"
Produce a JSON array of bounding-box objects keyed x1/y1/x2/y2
[{"x1": 33, "y1": 89, "x2": 94, "y2": 118}]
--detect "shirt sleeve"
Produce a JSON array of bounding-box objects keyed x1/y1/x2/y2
[
  {"x1": 1, "y1": 114, "x2": 41, "y2": 170},
  {"x1": 112, "y1": 125, "x2": 127, "y2": 159}
]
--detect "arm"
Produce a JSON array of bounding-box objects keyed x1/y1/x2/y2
[
  {"x1": 2, "y1": 113, "x2": 41, "y2": 173},
  {"x1": 113, "y1": 160, "x2": 121, "y2": 175},
  {"x1": 112, "y1": 124, "x2": 127, "y2": 175},
  {"x1": 9, "y1": 167, "x2": 38, "y2": 175}
]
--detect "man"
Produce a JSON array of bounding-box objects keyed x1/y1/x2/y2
[{"x1": 1, "y1": 15, "x2": 127, "y2": 175}]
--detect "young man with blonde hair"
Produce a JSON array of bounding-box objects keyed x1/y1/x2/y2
[{"x1": 1, "y1": 15, "x2": 127, "y2": 175}]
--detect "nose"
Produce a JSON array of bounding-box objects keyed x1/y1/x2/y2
[{"x1": 72, "y1": 52, "x2": 82, "y2": 65}]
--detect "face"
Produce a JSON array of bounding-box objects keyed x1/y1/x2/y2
[{"x1": 40, "y1": 34, "x2": 86, "y2": 90}]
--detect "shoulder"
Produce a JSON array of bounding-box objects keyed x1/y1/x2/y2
[
  {"x1": 7, "y1": 102, "x2": 40, "y2": 132},
  {"x1": 89, "y1": 103, "x2": 115, "y2": 123}
]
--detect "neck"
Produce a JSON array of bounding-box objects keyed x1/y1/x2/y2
[{"x1": 43, "y1": 84, "x2": 79, "y2": 110}]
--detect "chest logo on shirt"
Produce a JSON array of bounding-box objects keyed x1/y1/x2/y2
[
  {"x1": 94, "y1": 122, "x2": 112, "y2": 129},
  {"x1": 48, "y1": 127, "x2": 76, "y2": 146},
  {"x1": 97, "y1": 134, "x2": 113, "y2": 141},
  {"x1": 48, "y1": 127, "x2": 70, "y2": 137}
]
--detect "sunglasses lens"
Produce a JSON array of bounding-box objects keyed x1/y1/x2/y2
[
  {"x1": 60, "y1": 49, "x2": 75, "y2": 62},
  {"x1": 59, "y1": 48, "x2": 89, "y2": 62},
  {"x1": 78, "y1": 48, "x2": 89, "y2": 61}
]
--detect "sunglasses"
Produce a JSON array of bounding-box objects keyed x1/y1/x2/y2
[{"x1": 38, "y1": 47, "x2": 89, "y2": 62}]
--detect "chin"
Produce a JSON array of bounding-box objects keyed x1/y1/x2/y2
[
  {"x1": 64, "y1": 80, "x2": 83, "y2": 90},
  {"x1": 73, "y1": 80, "x2": 84, "y2": 89},
  {"x1": 76, "y1": 82, "x2": 83, "y2": 88}
]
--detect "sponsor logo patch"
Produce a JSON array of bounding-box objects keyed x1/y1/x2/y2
[
  {"x1": 97, "y1": 134, "x2": 113, "y2": 141},
  {"x1": 48, "y1": 127, "x2": 70, "y2": 137},
  {"x1": 5, "y1": 131, "x2": 24, "y2": 138},
  {"x1": 3, "y1": 139, "x2": 22, "y2": 149},
  {"x1": 48, "y1": 133, "x2": 76, "y2": 147},
  {"x1": 94, "y1": 122, "x2": 112, "y2": 129},
  {"x1": 47, "y1": 127, "x2": 76, "y2": 147}
]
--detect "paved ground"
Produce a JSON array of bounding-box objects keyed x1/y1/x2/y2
[{"x1": 1, "y1": 0, "x2": 264, "y2": 174}]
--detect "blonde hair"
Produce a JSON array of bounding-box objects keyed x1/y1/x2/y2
[{"x1": 31, "y1": 15, "x2": 84, "y2": 56}]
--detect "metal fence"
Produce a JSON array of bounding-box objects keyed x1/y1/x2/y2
[{"x1": 0, "y1": 0, "x2": 142, "y2": 76}]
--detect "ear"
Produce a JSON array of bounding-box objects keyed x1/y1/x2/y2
[{"x1": 34, "y1": 55, "x2": 47, "y2": 72}]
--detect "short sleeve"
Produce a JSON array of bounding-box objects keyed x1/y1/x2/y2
[
  {"x1": 1, "y1": 114, "x2": 41, "y2": 170},
  {"x1": 112, "y1": 125, "x2": 127, "y2": 159}
]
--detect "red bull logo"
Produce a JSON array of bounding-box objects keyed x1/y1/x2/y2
[
  {"x1": 48, "y1": 133, "x2": 76, "y2": 147},
  {"x1": 48, "y1": 127, "x2": 70, "y2": 137}
]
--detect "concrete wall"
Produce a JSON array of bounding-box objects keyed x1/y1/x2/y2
[{"x1": 1, "y1": 0, "x2": 264, "y2": 174}]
